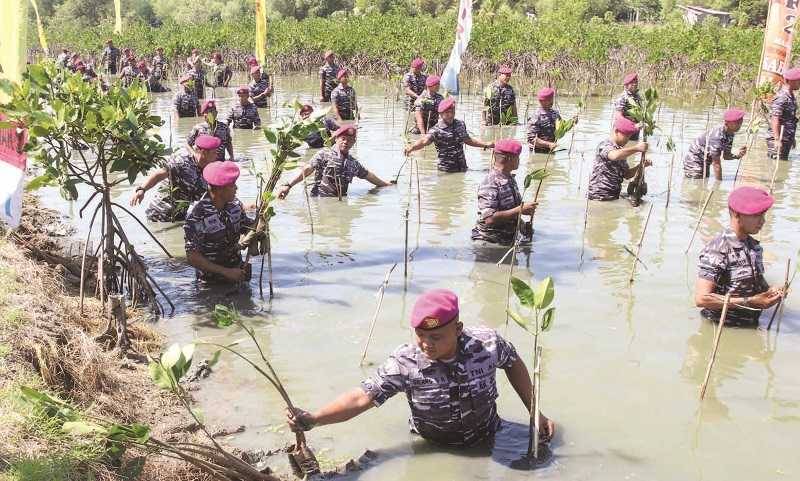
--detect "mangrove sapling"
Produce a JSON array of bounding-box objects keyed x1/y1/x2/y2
[
  {"x1": 665, "y1": 136, "x2": 676, "y2": 209},
  {"x1": 626, "y1": 88, "x2": 660, "y2": 207},
  {"x1": 685, "y1": 189, "x2": 715, "y2": 254},
  {"x1": 239, "y1": 101, "x2": 330, "y2": 299},
  {"x1": 1, "y1": 63, "x2": 173, "y2": 320},
  {"x1": 766, "y1": 257, "x2": 795, "y2": 332},
  {"x1": 566, "y1": 99, "x2": 585, "y2": 158},
  {"x1": 209, "y1": 305, "x2": 321, "y2": 475},
  {"x1": 628, "y1": 203, "x2": 654, "y2": 284},
  {"x1": 507, "y1": 276, "x2": 556, "y2": 461},
  {"x1": 699, "y1": 293, "x2": 731, "y2": 401}
]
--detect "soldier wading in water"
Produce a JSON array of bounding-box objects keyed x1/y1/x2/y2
[{"x1": 286, "y1": 289, "x2": 555, "y2": 448}]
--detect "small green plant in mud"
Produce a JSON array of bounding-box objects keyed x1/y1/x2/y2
[
  {"x1": 625, "y1": 87, "x2": 660, "y2": 207},
  {"x1": 507, "y1": 276, "x2": 556, "y2": 461}
]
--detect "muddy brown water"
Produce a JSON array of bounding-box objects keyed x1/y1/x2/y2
[{"x1": 38, "y1": 74, "x2": 800, "y2": 480}]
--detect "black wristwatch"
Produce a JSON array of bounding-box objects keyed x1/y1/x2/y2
[{"x1": 135, "y1": 186, "x2": 145, "y2": 193}]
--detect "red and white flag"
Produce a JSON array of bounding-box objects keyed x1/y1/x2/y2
[{"x1": 440, "y1": 0, "x2": 473, "y2": 96}]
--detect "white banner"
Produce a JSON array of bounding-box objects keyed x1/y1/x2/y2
[{"x1": 440, "y1": 0, "x2": 473, "y2": 96}]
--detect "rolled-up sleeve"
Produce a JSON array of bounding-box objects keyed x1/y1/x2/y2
[
  {"x1": 360, "y1": 353, "x2": 407, "y2": 407},
  {"x1": 494, "y1": 332, "x2": 519, "y2": 369},
  {"x1": 698, "y1": 246, "x2": 726, "y2": 284},
  {"x1": 477, "y1": 183, "x2": 499, "y2": 220}
]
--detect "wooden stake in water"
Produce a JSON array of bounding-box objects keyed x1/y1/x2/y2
[
  {"x1": 766, "y1": 258, "x2": 791, "y2": 331},
  {"x1": 685, "y1": 189, "x2": 715, "y2": 254},
  {"x1": 530, "y1": 345, "x2": 543, "y2": 460},
  {"x1": 700, "y1": 293, "x2": 731, "y2": 400},
  {"x1": 629, "y1": 203, "x2": 654, "y2": 283},
  {"x1": 769, "y1": 126, "x2": 784, "y2": 194},
  {"x1": 359, "y1": 263, "x2": 398, "y2": 366},
  {"x1": 403, "y1": 156, "x2": 412, "y2": 280}
]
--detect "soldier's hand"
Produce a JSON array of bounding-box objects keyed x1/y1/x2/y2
[
  {"x1": 129, "y1": 189, "x2": 145, "y2": 206},
  {"x1": 403, "y1": 146, "x2": 412, "y2": 156},
  {"x1": 520, "y1": 202, "x2": 538, "y2": 215},
  {"x1": 222, "y1": 267, "x2": 246, "y2": 282},
  {"x1": 635, "y1": 142, "x2": 648, "y2": 153},
  {"x1": 276, "y1": 185, "x2": 291, "y2": 199},
  {"x1": 286, "y1": 407, "x2": 316, "y2": 432},
  {"x1": 736, "y1": 146, "x2": 748, "y2": 158},
  {"x1": 750, "y1": 289, "x2": 783, "y2": 309},
  {"x1": 643, "y1": 158, "x2": 653, "y2": 168}
]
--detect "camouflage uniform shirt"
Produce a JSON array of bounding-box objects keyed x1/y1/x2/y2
[
  {"x1": 471, "y1": 170, "x2": 522, "y2": 245},
  {"x1": 145, "y1": 151, "x2": 207, "y2": 222},
  {"x1": 101, "y1": 46, "x2": 120, "y2": 74},
  {"x1": 484, "y1": 81, "x2": 516, "y2": 125},
  {"x1": 526, "y1": 107, "x2": 561, "y2": 152},
  {"x1": 403, "y1": 72, "x2": 427, "y2": 111},
  {"x1": 427, "y1": 119, "x2": 470, "y2": 173},
  {"x1": 698, "y1": 228, "x2": 769, "y2": 326},
  {"x1": 187, "y1": 121, "x2": 232, "y2": 161},
  {"x1": 304, "y1": 118, "x2": 340, "y2": 149},
  {"x1": 767, "y1": 88, "x2": 797, "y2": 159},
  {"x1": 151, "y1": 55, "x2": 167, "y2": 80},
  {"x1": 683, "y1": 125, "x2": 735, "y2": 179},
  {"x1": 415, "y1": 91, "x2": 444, "y2": 132},
  {"x1": 331, "y1": 84, "x2": 358, "y2": 121},
  {"x1": 174, "y1": 90, "x2": 200, "y2": 118},
  {"x1": 209, "y1": 63, "x2": 232, "y2": 88},
  {"x1": 249, "y1": 78, "x2": 271, "y2": 108},
  {"x1": 184, "y1": 198, "x2": 255, "y2": 273},
  {"x1": 587, "y1": 139, "x2": 626, "y2": 201},
  {"x1": 309, "y1": 145, "x2": 369, "y2": 197},
  {"x1": 228, "y1": 102, "x2": 262, "y2": 130},
  {"x1": 613, "y1": 89, "x2": 643, "y2": 140},
  {"x1": 319, "y1": 62, "x2": 341, "y2": 102},
  {"x1": 361, "y1": 327, "x2": 518, "y2": 446},
  {"x1": 119, "y1": 66, "x2": 139, "y2": 88}
]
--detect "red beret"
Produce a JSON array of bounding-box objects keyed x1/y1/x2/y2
[
  {"x1": 336, "y1": 69, "x2": 349, "y2": 80},
  {"x1": 614, "y1": 117, "x2": 639, "y2": 136},
  {"x1": 191, "y1": 48, "x2": 199, "y2": 54},
  {"x1": 300, "y1": 104, "x2": 314, "y2": 114},
  {"x1": 437, "y1": 97, "x2": 456, "y2": 113},
  {"x1": 411, "y1": 58, "x2": 425, "y2": 69},
  {"x1": 323, "y1": 50, "x2": 335, "y2": 59},
  {"x1": 236, "y1": 85, "x2": 250, "y2": 95},
  {"x1": 247, "y1": 58, "x2": 259, "y2": 66},
  {"x1": 537, "y1": 87, "x2": 555, "y2": 100},
  {"x1": 728, "y1": 186, "x2": 774, "y2": 215},
  {"x1": 195, "y1": 135, "x2": 221, "y2": 151},
  {"x1": 332, "y1": 125, "x2": 357, "y2": 138},
  {"x1": 723, "y1": 109, "x2": 745, "y2": 122},
  {"x1": 425, "y1": 75, "x2": 440, "y2": 87},
  {"x1": 498, "y1": 65, "x2": 512, "y2": 75},
  {"x1": 200, "y1": 100, "x2": 216, "y2": 114},
  {"x1": 203, "y1": 161, "x2": 240, "y2": 187},
  {"x1": 137, "y1": 61, "x2": 146, "y2": 69},
  {"x1": 250, "y1": 65, "x2": 261, "y2": 74},
  {"x1": 75, "y1": 62, "x2": 86, "y2": 70},
  {"x1": 623, "y1": 72, "x2": 638, "y2": 85},
  {"x1": 495, "y1": 139, "x2": 522, "y2": 156},
  {"x1": 411, "y1": 289, "x2": 459, "y2": 330},
  {"x1": 179, "y1": 74, "x2": 192, "y2": 84},
  {"x1": 785, "y1": 67, "x2": 800, "y2": 81}
]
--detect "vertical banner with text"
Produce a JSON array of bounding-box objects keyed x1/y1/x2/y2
[
  {"x1": 440, "y1": 0, "x2": 473, "y2": 96},
  {"x1": 758, "y1": 0, "x2": 800, "y2": 86},
  {"x1": 114, "y1": 0, "x2": 123, "y2": 34},
  {"x1": 255, "y1": 0, "x2": 267, "y2": 66}
]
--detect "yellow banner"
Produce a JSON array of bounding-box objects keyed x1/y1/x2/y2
[
  {"x1": 114, "y1": 0, "x2": 122, "y2": 34},
  {"x1": 255, "y1": 0, "x2": 267, "y2": 66},
  {"x1": 0, "y1": 0, "x2": 28, "y2": 96},
  {"x1": 29, "y1": 0, "x2": 49, "y2": 55}
]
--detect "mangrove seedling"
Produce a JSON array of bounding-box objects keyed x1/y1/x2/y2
[
  {"x1": 626, "y1": 87, "x2": 660, "y2": 207},
  {"x1": 1, "y1": 63, "x2": 173, "y2": 321},
  {"x1": 507, "y1": 276, "x2": 556, "y2": 460}
]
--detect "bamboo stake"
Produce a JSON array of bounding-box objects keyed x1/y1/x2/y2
[
  {"x1": 629, "y1": 203, "x2": 654, "y2": 283},
  {"x1": 359, "y1": 263, "x2": 398, "y2": 366},
  {"x1": 666, "y1": 149, "x2": 675, "y2": 209},
  {"x1": 699, "y1": 293, "x2": 731, "y2": 400},
  {"x1": 685, "y1": 189, "x2": 715, "y2": 254},
  {"x1": 766, "y1": 258, "x2": 791, "y2": 331},
  {"x1": 530, "y1": 345, "x2": 542, "y2": 460},
  {"x1": 579, "y1": 196, "x2": 590, "y2": 268},
  {"x1": 403, "y1": 155, "x2": 412, "y2": 280},
  {"x1": 769, "y1": 126, "x2": 784, "y2": 194},
  {"x1": 301, "y1": 165, "x2": 314, "y2": 236}
]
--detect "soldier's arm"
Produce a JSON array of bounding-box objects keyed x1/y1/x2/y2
[
  {"x1": 695, "y1": 278, "x2": 782, "y2": 310},
  {"x1": 130, "y1": 167, "x2": 169, "y2": 206},
  {"x1": 365, "y1": 171, "x2": 392, "y2": 187},
  {"x1": 465, "y1": 136, "x2": 494, "y2": 150},
  {"x1": 276, "y1": 164, "x2": 316, "y2": 199},
  {"x1": 186, "y1": 250, "x2": 244, "y2": 281},
  {"x1": 415, "y1": 109, "x2": 426, "y2": 133},
  {"x1": 288, "y1": 388, "x2": 375, "y2": 431},
  {"x1": 404, "y1": 134, "x2": 434, "y2": 155},
  {"x1": 504, "y1": 357, "x2": 533, "y2": 412}
]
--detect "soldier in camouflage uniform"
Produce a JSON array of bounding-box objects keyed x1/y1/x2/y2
[
  {"x1": 330, "y1": 69, "x2": 359, "y2": 122},
  {"x1": 405, "y1": 97, "x2": 494, "y2": 173},
  {"x1": 151, "y1": 47, "x2": 168, "y2": 82},
  {"x1": 767, "y1": 67, "x2": 800, "y2": 160},
  {"x1": 119, "y1": 61, "x2": 140, "y2": 88},
  {"x1": 587, "y1": 117, "x2": 650, "y2": 201},
  {"x1": 300, "y1": 104, "x2": 339, "y2": 149},
  {"x1": 101, "y1": 39, "x2": 120, "y2": 75},
  {"x1": 56, "y1": 48, "x2": 70, "y2": 69},
  {"x1": 403, "y1": 58, "x2": 427, "y2": 112},
  {"x1": 187, "y1": 100, "x2": 234, "y2": 162},
  {"x1": 483, "y1": 65, "x2": 517, "y2": 126},
  {"x1": 319, "y1": 50, "x2": 340, "y2": 103},
  {"x1": 184, "y1": 161, "x2": 256, "y2": 283},
  {"x1": 695, "y1": 186, "x2": 783, "y2": 327},
  {"x1": 228, "y1": 86, "x2": 262, "y2": 130},
  {"x1": 276, "y1": 125, "x2": 391, "y2": 199},
  {"x1": 471, "y1": 139, "x2": 536, "y2": 246},
  {"x1": 683, "y1": 109, "x2": 747, "y2": 180},
  {"x1": 527, "y1": 87, "x2": 564, "y2": 153},
  {"x1": 414, "y1": 75, "x2": 444, "y2": 135},
  {"x1": 130, "y1": 135, "x2": 221, "y2": 222},
  {"x1": 174, "y1": 75, "x2": 200, "y2": 118},
  {"x1": 613, "y1": 73, "x2": 643, "y2": 142},
  {"x1": 184, "y1": 53, "x2": 206, "y2": 100},
  {"x1": 286, "y1": 289, "x2": 554, "y2": 447},
  {"x1": 248, "y1": 65, "x2": 273, "y2": 108},
  {"x1": 204, "y1": 52, "x2": 233, "y2": 89}
]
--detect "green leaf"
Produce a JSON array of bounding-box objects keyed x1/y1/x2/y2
[
  {"x1": 207, "y1": 349, "x2": 223, "y2": 368},
  {"x1": 160, "y1": 344, "x2": 182, "y2": 370},
  {"x1": 148, "y1": 357, "x2": 175, "y2": 390},
  {"x1": 30, "y1": 125, "x2": 49, "y2": 138},
  {"x1": 541, "y1": 307, "x2": 556, "y2": 332},
  {"x1": 534, "y1": 277, "x2": 555, "y2": 309},
  {"x1": 25, "y1": 173, "x2": 55, "y2": 191},
  {"x1": 510, "y1": 276, "x2": 536, "y2": 307},
  {"x1": 264, "y1": 129, "x2": 277, "y2": 144},
  {"x1": 63, "y1": 421, "x2": 107, "y2": 436},
  {"x1": 506, "y1": 308, "x2": 531, "y2": 334}
]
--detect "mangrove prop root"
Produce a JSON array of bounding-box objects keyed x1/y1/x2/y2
[
  {"x1": 700, "y1": 293, "x2": 731, "y2": 400},
  {"x1": 360, "y1": 263, "x2": 398, "y2": 366}
]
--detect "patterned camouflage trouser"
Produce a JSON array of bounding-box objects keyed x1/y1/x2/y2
[{"x1": 767, "y1": 134, "x2": 794, "y2": 160}]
